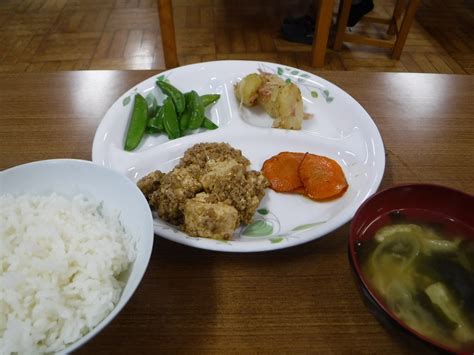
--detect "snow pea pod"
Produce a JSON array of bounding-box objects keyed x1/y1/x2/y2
[
  {"x1": 145, "y1": 93, "x2": 158, "y2": 117},
  {"x1": 202, "y1": 117, "x2": 218, "y2": 130},
  {"x1": 179, "y1": 93, "x2": 192, "y2": 132},
  {"x1": 201, "y1": 94, "x2": 220, "y2": 107},
  {"x1": 147, "y1": 105, "x2": 164, "y2": 131},
  {"x1": 162, "y1": 97, "x2": 181, "y2": 139},
  {"x1": 124, "y1": 94, "x2": 148, "y2": 151},
  {"x1": 156, "y1": 81, "x2": 185, "y2": 115},
  {"x1": 145, "y1": 126, "x2": 160, "y2": 134},
  {"x1": 187, "y1": 91, "x2": 205, "y2": 130}
]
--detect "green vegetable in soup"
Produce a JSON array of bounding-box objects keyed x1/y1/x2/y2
[
  {"x1": 371, "y1": 227, "x2": 420, "y2": 273},
  {"x1": 426, "y1": 282, "x2": 474, "y2": 343},
  {"x1": 385, "y1": 280, "x2": 444, "y2": 338},
  {"x1": 420, "y1": 230, "x2": 461, "y2": 254},
  {"x1": 426, "y1": 283, "x2": 465, "y2": 326},
  {"x1": 360, "y1": 220, "x2": 474, "y2": 351},
  {"x1": 375, "y1": 224, "x2": 423, "y2": 242}
]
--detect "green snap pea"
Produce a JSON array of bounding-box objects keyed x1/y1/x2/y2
[
  {"x1": 187, "y1": 91, "x2": 205, "y2": 130},
  {"x1": 147, "y1": 105, "x2": 164, "y2": 131},
  {"x1": 156, "y1": 81, "x2": 185, "y2": 115},
  {"x1": 162, "y1": 97, "x2": 181, "y2": 139},
  {"x1": 145, "y1": 126, "x2": 160, "y2": 134},
  {"x1": 201, "y1": 94, "x2": 220, "y2": 108},
  {"x1": 145, "y1": 93, "x2": 158, "y2": 117},
  {"x1": 179, "y1": 92, "x2": 193, "y2": 132},
  {"x1": 202, "y1": 117, "x2": 218, "y2": 130},
  {"x1": 179, "y1": 104, "x2": 192, "y2": 132},
  {"x1": 124, "y1": 94, "x2": 148, "y2": 151}
]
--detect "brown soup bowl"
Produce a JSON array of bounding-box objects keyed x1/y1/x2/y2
[{"x1": 349, "y1": 184, "x2": 474, "y2": 354}]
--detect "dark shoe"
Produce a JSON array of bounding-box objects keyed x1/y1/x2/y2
[
  {"x1": 281, "y1": 19, "x2": 314, "y2": 45},
  {"x1": 347, "y1": 0, "x2": 374, "y2": 27},
  {"x1": 283, "y1": 14, "x2": 315, "y2": 26}
]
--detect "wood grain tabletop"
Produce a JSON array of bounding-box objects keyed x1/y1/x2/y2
[{"x1": 1, "y1": 70, "x2": 473, "y2": 354}]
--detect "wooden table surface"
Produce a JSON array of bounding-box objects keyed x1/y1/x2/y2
[{"x1": 1, "y1": 70, "x2": 473, "y2": 353}]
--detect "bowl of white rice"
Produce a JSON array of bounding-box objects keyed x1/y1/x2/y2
[{"x1": 0, "y1": 159, "x2": 154, "y2": 354}]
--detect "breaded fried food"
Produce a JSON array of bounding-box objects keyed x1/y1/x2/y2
[
  {"x1": 200, "y1": 162, "x2": 268, "y2": 224},
  {"x1": 137, "y1": 171, "x2": 165, "y2": 201},
  {"x1": 150, "y1": 167, "x2": 202, "y2": 225},
  {"x1": 136, "y1": 142, "x2": 268, "y2": 240},
  {"x1": 199, "y1": 159, "x2": 244, "y2": 190},
  {"x1": 177, "y1": 142, "x2": 250, "y2": 170},
  {"x1": 184, "y1": 198, "x2": 239, "y2": 240}
]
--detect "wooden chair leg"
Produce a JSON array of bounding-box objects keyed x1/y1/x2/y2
[
  {"x1": 391, "y1": 0, "x2": 420, "y2": 59},
  {"x1": 333, "y1": 0, "x2": 352, "y2": 50},
  {"x1": 387, "y1": 0, "x2": 405, "y2": 35},
  {"x1": 157, "y1": 0, "x2": 179, "y2": 68},
  {"x1": 311, "y1": 0, "x2": 335, "y2": 67}
]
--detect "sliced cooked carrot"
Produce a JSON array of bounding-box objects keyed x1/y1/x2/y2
[
  {"x1": 291, "y1": 186, "x2": 306, "y2": 195},
  {"x1": 298, "y1": 153, "x2": 348, "y2": 200},
  {"x1": 262, "y1": 152, "x2": 305, "y2": 192}
]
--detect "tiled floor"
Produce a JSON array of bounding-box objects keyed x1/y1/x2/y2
[{"x1": 0, "y1": 0, "x2": 472, "y2": 74}]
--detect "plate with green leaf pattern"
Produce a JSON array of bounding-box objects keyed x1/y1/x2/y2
[{"x1": 93, "y1": 60, "x2": 385, "y2": 252}]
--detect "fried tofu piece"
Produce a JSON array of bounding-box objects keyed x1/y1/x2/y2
[
  {"x1": 150, "y1": 167, "x2": 202, "y2": 225},
  {"x1": 177, "y1": 142, "x2": 250, "y2": 170},
  {"x1": 139, "y1": 142, "x2": 269, "y2": 240},
  {"x1": 184, "y1": 198, "x2": 239, "y2": 240},
  {"x1": 199, "y1": 159, "x2": 243, "y2": 190},
  {"x1": 201, "y1": 164, "x2": 268, "y2": 225},
  {"x1": 192, "y1": 192, "x2": 217, "y2": 203},
  {"x1": 137, "y1": 171, "x2": 165, "y2": 201}
]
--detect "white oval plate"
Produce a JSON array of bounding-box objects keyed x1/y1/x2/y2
[{"x1": 93, "y1": 60, "x2": 385, "y2": 252}]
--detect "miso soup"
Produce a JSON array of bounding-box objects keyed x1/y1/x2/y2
[{"x1": 356, "y1": 209, "x2": 474, "y2": 352}]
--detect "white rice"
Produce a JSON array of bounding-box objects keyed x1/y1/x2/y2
[{"x1": 0, "y1": 193, "x2": 136, "y2": 354}]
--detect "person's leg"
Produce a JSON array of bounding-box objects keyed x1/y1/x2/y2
[
  {"x1": 347, "y1": 0, "x2": 374, "y2": 27},
  {"x1": 281, "y1": 0, "x2": 375, "y2": 44},
  {"x1": 283, "y1": 2, "x2": 315, "y2": 25}
]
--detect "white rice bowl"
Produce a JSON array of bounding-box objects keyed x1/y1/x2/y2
[{"x1": 0, "y1": 160, "x2": 154, "y2": 354}]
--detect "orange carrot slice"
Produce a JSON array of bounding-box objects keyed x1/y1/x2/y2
[
  {"x1": 298, "y1": 153, "x2": 348, "y2": 200},
  {"x1": 291, "y1": 186, "x2": 306, "y2": 195},
  {"x1": 262, "y1": 152, "x2": 305, "y2": 192}
]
